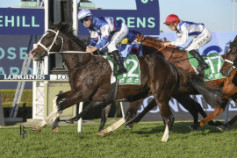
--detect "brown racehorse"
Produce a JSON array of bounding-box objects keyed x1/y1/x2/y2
[
  {"x1": 30, "y1": 24, "x2": 220, "y2": 141},
  {"x1": 218, "y1": 35, "x2": 237, "y2": 130},
  {"x1": 132, "y1": 34, "x2": 237, "y2": 129}
]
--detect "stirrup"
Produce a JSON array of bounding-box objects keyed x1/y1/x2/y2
[
  {"x1": 200, "y1": 63, "x2": 209, "y2": 69},
  {"x1": 114, "y1": 68, "x2": 127, "y2": 76}
]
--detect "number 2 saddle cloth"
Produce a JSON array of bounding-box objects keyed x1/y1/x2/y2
[{"x1": 106, "y1": 54, "x2": 141, "y2": 85}]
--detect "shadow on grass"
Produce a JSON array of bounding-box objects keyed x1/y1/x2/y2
[{"x1": 127, "y1": 121, "x2": 237, "y2": 135}]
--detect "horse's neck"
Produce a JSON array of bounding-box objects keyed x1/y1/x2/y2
[
  {"x1": 62, "y1": 37, "x2": 88, "y2": 69},
  {"x1": 62, "y1": 53, "x2": 92, "y2": 70},
  {"x1": 161, "y1": 48, "x2": 187, "y2": 61}
]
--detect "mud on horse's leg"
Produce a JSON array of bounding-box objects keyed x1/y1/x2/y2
[{"x1": 200, "y1": 105, "x2": 225, "y2": 127}]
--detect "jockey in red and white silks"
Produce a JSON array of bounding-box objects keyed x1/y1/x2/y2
[
  {"x1": 171, "y1": 21, "x2": 211, "y2": 51},
  {"x1": 163, "y1": 14, "x2": 211, "y2": 51},
  {"x1": 162, "y1": 14, "x2": 210, "y2": 70}
]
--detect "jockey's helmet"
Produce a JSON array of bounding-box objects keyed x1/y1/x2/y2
[
  {"x1": 164, "y1": 14, "x2": 180, "y2": 25},
  {"x1": 78, "y1": 8, "x2": 92, "y2": 21}
]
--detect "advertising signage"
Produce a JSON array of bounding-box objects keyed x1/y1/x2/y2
[
  {"x1": 0, "y1": 0, "x2": 160, "y2": 35},
  {"x1": 0, "y1": 8, "x2": 44, "y2": 35}
]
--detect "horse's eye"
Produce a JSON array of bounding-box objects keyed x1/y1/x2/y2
[{"x1": 46, "y1": 34, "x2": 54, "y2": 39}]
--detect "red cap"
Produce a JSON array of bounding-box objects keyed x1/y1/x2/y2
[{"x1": 164, "y1": 14, "x2": 180, "y2": 25}]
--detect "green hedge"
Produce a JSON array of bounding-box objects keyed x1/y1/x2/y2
[{"x1": 0, "y1": 89, "x2": 32, "y2": 108}]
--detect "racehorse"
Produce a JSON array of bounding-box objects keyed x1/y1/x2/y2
[
  {"x1": 218, "y1": 35, "x2": 237, "y2": 130},
  {"x1": 129, "y1": 34, "x2": 237, "y2": 129},
  {"x1": 30, "y1": 24, "x2": 221, "y2": 142}
]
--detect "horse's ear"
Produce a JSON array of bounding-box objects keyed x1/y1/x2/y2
[
  {"x1": 137, "y1": 34, "x2": 144, "y2": 42},
  {"x1": 135, "y1": 34, "x2": 140, "y2": 40}
]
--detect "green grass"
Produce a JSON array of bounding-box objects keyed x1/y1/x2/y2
[
  {"x1": 0, "y1": 89, "x2": 32, "y2": 108},
  {"x1": 0, "y1": 120, "x2": 236, "y2": 158}
]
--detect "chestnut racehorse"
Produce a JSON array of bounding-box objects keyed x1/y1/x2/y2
[
  {"x1": 218, "y1": 35, "x2": 237, "y2": 130},
  {"x1": 130, "y1": 34, "x2": 237, "y2": 129}
]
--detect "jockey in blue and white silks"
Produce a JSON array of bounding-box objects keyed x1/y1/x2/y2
[
  {"x1": 78, "y1": 8, "x2": 128, "y2": 75},
  {"x1": 162, "y1": 14, "x2": 210, "y2": 71}
]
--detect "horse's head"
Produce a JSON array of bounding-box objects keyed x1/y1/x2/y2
[
  {"x1": 220, "y1": 35, "x2": 237, "y2": 76},
  {"x1": 30, "y1": 24, "x2": 86, "y2": 61},
  {"x1": 30, "y1": 26, "x2": 64, "y2": 61}
]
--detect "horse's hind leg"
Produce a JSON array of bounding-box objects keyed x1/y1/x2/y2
[
  {"x1": 217, "y1": 115, "x2": 237, "y2": 131},
  {"x1": 175, "y1": 96, "x2": 199, "y2": 130},
  {"x1": 125, "y1": 99, "x2": 144, "y2": 122},
  {"x1": 152, "y1": 94, "x2": 174, "y2": 142},
  {"x1": 98, "y1": 102, "x2": 112, "y2": 132}
]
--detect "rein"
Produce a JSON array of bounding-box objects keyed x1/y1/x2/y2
[{"x1": 36, "y1": 29, "x2": 89, "y2": 55}]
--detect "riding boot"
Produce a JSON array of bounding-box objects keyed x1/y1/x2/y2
[
  {"x1": 189, "y1": 50, "x2": 209, "y2": 71},
  {"x1": 111, "y1": 50, "x2": 127, "y2": 76}
]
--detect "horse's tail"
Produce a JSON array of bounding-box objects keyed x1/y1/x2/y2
[{"x1": 190, "y1": 76, "x2": 224, "y2": 107}]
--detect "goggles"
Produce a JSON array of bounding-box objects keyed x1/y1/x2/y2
[{"x1": 80, "y1": 16, "x2": 91, "y2": 23}]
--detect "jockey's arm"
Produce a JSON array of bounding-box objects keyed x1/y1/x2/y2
[
  {"x1": 87, "y1": 25, "x2": 110, "y2": 53},
  {"x1": 95, "y1": 25, "x2": 110, "y2": 51},
  {"x1": 171, "y1": 28, "x2": 189, "y2": 46},
  {"x1": 88, "y1": 31, "x2": 98, "y2": 47}
]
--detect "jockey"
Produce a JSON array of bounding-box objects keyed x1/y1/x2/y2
[
  {"x1": 162, "y1": 14, "x2": 211, "y2": 70},
  {"x1": 78, "y1": 8, "x2": 128, "y2": 75}
]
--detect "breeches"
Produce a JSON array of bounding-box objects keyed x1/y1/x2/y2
[
  {"x1": 107, "y1": 23, "x2": 129, "y2": 52},
  {"x1": 186, "y1": 28, "x2": 212, "y2": 52}
]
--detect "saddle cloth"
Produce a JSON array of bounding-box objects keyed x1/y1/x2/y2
[{"x1": 187, "y1": 52, "x2": 225, "y2": 81}]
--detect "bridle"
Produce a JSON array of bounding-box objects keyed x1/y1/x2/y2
[
  {"x1": 223, "y1": 42, "x2": 237, "y2": 72},
  {"x1": 36, "y1": 29, "x2": 87, "y2": 55},
  {"x1": 36, "y1": 29, "x2": 64, "y2": 55}
]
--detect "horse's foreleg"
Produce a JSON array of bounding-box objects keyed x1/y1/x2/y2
[
  {"x1": 32, "y1": 97, "x2": 59, "y2": 131},
  {"x1": 56, "y1": 90, "x2": 72, "y2": 105}
]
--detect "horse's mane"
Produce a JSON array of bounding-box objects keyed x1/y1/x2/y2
[
  {"x1": 142, "y1": 36, "x2": 164, "y2": 49},
  {"x1": 49, "y1": 23, "x2": 87, "y2": 50}
]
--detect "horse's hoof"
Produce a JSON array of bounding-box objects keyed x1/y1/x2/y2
[
  {"x1": 125, "y1": 121, "x2": 136, "y2": 129},
  {"x1": 188, "y1": 124, "x2": 199, "y2": 131},
  {"x1": 65, "y1": 120, "x2": 74, "y2": 124},
  {"x1": 52, "y1": 126, "x2": 59, "y2": 133},
  {"x1": 208, "y1": 120, "x2": 223, "y2": 126},
  {"x1": 216, "y1": 125, "x2": 230, "y2": 131},
  {"x1": 199, "y1": 121, "x2": 205, "y2": 127},
  {"x1": 31, "y1": 126, "x2": 41, "y2": 132},
  {"x1": 97, "y1": 131, "x2": 107, "y2": 137},
  {"x1": 125, "y1": 123, "x2": 133, "y2": 129}
]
